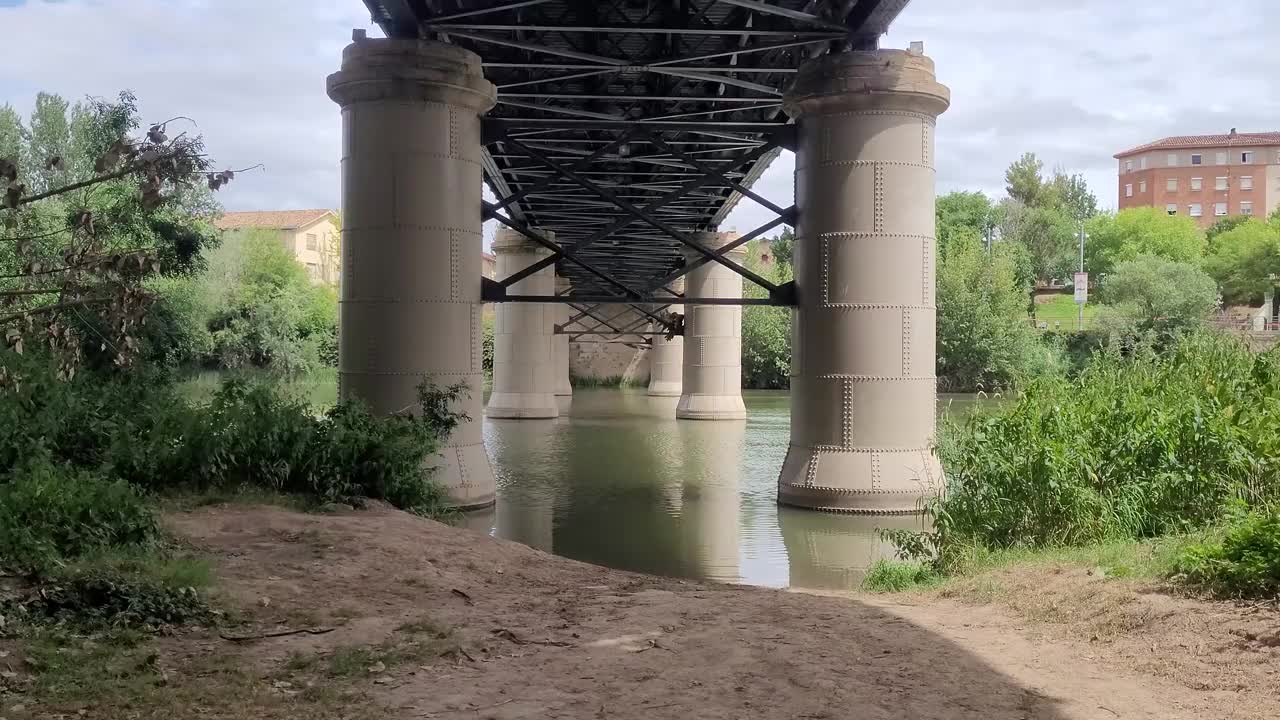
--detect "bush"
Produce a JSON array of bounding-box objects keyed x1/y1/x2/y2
[
  {"x1": 1174, "y1": 504, "x2": 1280, "y2": 598},
  {"x1": 937, "y1": 236, "x2": 1057, "y2": 391},
  {"x1": 0, "y1": 460, "x2": 158, "y2": 572},
  {"x1": 482, "y1": 313, "x2": 495, "y2": 376},
  {"x1": 0, "y1": 349, "x2": 464, "y2": 516},
  {"x1": 901, "y1": 332, "x2": 1280, "y2": 572},
  {"x1": 1097, "y1": 255, "x2": 1219, "y2": 334}
]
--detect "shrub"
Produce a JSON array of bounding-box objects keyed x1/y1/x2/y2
[
  {"x1": 902, "y1": 332, "x2": 1280, "y2": 572},
  {"x1": 482, "y1": 313, "x2": 495, "y2": 376},
  {"x1": 0, "y1": 460, "x2": 158, "y2": 572},
  {"x1": 1174, "y1": 504, "x2": 1280, "y2": 598},
  {"x1": 9, "y1": 568, "x2": 212, "y2": 628},
  {"x1": 1097, "y1": 255, "x2": 1219, "y2": 334}
]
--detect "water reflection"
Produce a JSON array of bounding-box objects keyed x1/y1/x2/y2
[{"x1": 473, "y1": 388, "x2": 982, "y2": 591}]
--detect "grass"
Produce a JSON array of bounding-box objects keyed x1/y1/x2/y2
[
  {"x1": 1033, "y1": 294, "x2": 1099, "y2": 329},
  {"x1": 863, "y1": 533, "x2": 1215, "y2": 598}
]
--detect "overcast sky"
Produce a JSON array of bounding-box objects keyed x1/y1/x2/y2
[{"x1": 2, "y1": 0, "x2": 1278, "y2": 237}]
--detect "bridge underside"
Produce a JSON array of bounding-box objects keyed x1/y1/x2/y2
[{"x1": 337, "y1": 0, "x2": 948, "y2": 515}]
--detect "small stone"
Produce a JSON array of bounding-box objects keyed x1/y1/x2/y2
[
  {"x1": 367, "y1": 661, "x2": 386, "y2": 674},
  {"x1": 272, "y1": 680, "x2": 293, "y2": 689},
  {"x1": 258, "y1": 597, "x2": 271, "y2": 608},
  {"x1": 374, "y1": 676, "x2": 392, "y2": 685},
  {"x1": 9, "y1": 704, "x2": 24, "y2": 713}
]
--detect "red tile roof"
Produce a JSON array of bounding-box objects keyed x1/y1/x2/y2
[
  {"x1": 215, "y1": 209, "x2": 335, "y2": 230},
  {"x1": 1115, "y1": 132, "x2": 1280, "y2": 158}
]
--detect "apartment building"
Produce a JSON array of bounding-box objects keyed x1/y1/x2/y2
[
  {"x1": 1114, "y1": 130, "x2": 1280, "y2": 227},
  {"x1": 215, "y1": 209, "x2": 340, "y2": 284}
]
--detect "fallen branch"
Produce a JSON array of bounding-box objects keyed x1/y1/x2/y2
[
  {"x1": 451, "y1": 588, "x2": 474, "y2": 605},
  {"x1": 219, "y1": 626, "x2": 335, "y2": 642},
  {"x1": 490, "y1": 628, "x2": 572, "y2": 647}
]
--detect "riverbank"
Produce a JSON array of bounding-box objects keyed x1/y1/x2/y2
[{"x1": 10, "y1": 502, "x2": 1276, "y2": 719}]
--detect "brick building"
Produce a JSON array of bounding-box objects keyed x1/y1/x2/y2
[{"x1": 1114, "y1": 130, "x2": 1280, "y2": 227}]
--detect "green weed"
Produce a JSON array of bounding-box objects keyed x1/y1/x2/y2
[{"x1": 862, "y1": 560, "x2": 939, "y2": 593}]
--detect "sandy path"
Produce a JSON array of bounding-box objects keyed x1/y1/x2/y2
[{"x1": 165, "y1": 505, "x2": 1278, "y2": 720}]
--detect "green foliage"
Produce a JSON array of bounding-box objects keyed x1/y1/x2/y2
[
  {"x1": 482, "y1": 312, "x2": 495, "y2": 376},
  {"x1": 741, "y1": 236, "x2": 792, "y2": 389},
  {"x1": 1097, "y1": 256, "x2": 1219, "y2": 334},
  {"x1": 937, "y1": 236, "x2": 1059, "y2": 391},
  {"x1": 0, "y1": 460, "x2": 158, "y2": 572},
  {"x1": 912, "y1": 333, "x2": 1280, "y2": 571},
  {"x1": 1205, "y1": 215, "x2": 1253, "y2": 245},
  {"x1": 0, "y1": 349, "x2": 464, "y2": 517},
  {"x1": 10, "y1": 567, "x2": 212, "y2": 628},
  {"x1": 936, "y1": 191, "x2": 999, "y2": 253},
  {"x1": 1202, "y1": 218, "x2": 1280, "y2": 306},
  {"x1": 1083, "y1": 208, "x2": 1205, "y2": 275},
  {"x1": 999, "y1": 199, "x2": 1079, "y2": 282},
  {"x1": 1174, "y1": 503, "x2": 1280, "y2": 598},
  {"x1": 147, "y1": 228, "x2": 339, "y2": 372},
  {"x1": 861, "y1": 559, "x2": 938, "y2": 592}
]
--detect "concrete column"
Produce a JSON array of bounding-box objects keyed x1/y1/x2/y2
[
  {"x1": 553, "y1": 275, "x2": 573, "y2": 396},
  {"x1": 487, "y1": 227, "x2": 559, "y2": 419},
  {"x1": 647, "y1": 277, "x2": 685, "y2": 397},
  {"x1": 777, "y1": 48, "x2": 950, "y2": 514},
  {"x1": 327, "y1": 35, "x2": 497, "y2": 509},
  {"x1": 677, "y1": 233, "x2": 746, "y2": 420}
]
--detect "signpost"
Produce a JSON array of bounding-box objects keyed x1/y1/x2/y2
[{"x1": 1074, "y1": 271, "x2": 1088, "y2": 330}]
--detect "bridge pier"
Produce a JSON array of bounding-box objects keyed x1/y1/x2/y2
[
  {"x1": 327, "y1": 35, "x2": 497, "y2": 508},
  {"x1": 647, "y1": 278, "x2": 684, "y2": 398},
  {"x1": 677, "y1": 232, "x2": 746, "y2": 421},
  {"x1": 553, "y1": 276, "x2": 573, "y2": 397},
  {"x1": 488, "y1": 227, "x2": 560, "y2": 419},
  {"x1": 777, "y1": 49, "x2": 951, "y2": 514}
]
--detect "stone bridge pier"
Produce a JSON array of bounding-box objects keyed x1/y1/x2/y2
[
  {"x1": 327, "y1": 35, "x2": 497, "y2": 509},
  {"x1": 777, "y1": 49, "x2": 951, "y2": 514}
]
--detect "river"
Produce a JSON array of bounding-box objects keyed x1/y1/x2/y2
[{"x1": 183, "y1": 372, "x2": 981, "y2": 591}]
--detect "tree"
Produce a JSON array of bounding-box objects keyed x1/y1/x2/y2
[
  {"x1": 1048, "y1": 171, "x2": 1098, "y2": 222},
  {"x1": 1005, "y1": 152, "x2": 1050, "y2": 207},
  {"x1": 0, "y1": 91, "x2": 238, "y2": 380},
  {"x1": 936, "y1": 236, "x2": 1056, "y2": 392},
  {"x1": 1083, "y1": 207, "x2": 1205, "y2": 276},
  {"x1": 741, "y1": 237, "x2": 791, "y2": 389},
  {"x1": 1098, "y1": 256, "x2": 1219, "y2": 333},
  {"x1": 1205, "y1": 215, "x2": 1252, "y2": 246},
  {"x1": 999, "y1": 199, "x2": 1077, "y2": 282},
  {"x1": 936, "y1": 191, "x2": 999, "y2": 253},
  {"x1": 1202, "y1": 219, "x2": 1280, "y2": 307}
]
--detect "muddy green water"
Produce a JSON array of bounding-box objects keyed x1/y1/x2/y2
[
  {"x1": 183, "y1": 373, "x2": 982, "y2": 591},
  {"x1": 469, "y1": 389, "x2": 983, "y2": 591}
]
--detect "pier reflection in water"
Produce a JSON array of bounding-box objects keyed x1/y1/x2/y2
[{"x1": 478, "y1": 389, "x2": 976, "y2": 591}]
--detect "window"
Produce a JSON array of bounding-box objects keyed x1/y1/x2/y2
[
  {"x1": 1191, "y1": 177, "x2": 1203, "y2": 190},
  {"x1": 1241, "y1": 176, "x2": 1254, "y2": 190},
  {"x1": 1125, "y1": 183, "x2": 1133, "y2": 197},
  {"x1": 1189, "y1": 203, "x2": 1203, "y2": 217},
  {"x1": 1215, "y1": 151, "x2": 1228, "y2": 165},
  {"x1": 1138, "y1": 180, "x2": 1146, "y2": 193},
  {"x1": 1215, "y1": 177, "x2": 1228, "y2": 191},
  {"x1": 1214, "y1": 202, "x2": 1227, "y2": 216},
  {"x1": 1241, "y1": 201, "x2": 1254, "y2": 216},
  {"x1": 1167, "y1": 153, "x2": 1179, "y2": 167},
  {"x1": 1124, "y1": 159, "x2": 1133, "y2": 172},
  {"x1": 1166, "y1": 203, "x2": 1178, "y2": 215},
  {"x1": 306, "y1": 233, "x2": 318, "y2": 251},
  {"x1": 1241, "y1": 151, "x2": 1254, "y2": 164},
  {"x1": 305, "y1": 262, "x2": 319, "y2": 279},
  {"x1": 1191, "y1": 154, "x2": 1203, "y2": 165},
  {"x1": 1166, "y1": 178, "x2": 1178, "y2": 192},
  {"x1": 1139, "y1": 156, "x2": 1148, "y2": 169}
]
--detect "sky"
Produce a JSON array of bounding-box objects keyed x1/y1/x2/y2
[{"x1": 2, "y1": 0, "x2": 1278, "y2": 238}]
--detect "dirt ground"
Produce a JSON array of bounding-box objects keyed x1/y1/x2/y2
[{"x1": 52, "y1": 504, "x2": 1280, "y2": 719}]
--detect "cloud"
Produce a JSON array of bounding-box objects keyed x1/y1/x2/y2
[{"x1": 3, "y1": 0, "x2": 1277, "y2": 241}]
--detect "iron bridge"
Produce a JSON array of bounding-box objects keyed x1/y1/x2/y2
[{"x1": 361, "y1": 0, "x2": 910, "y2": 334}]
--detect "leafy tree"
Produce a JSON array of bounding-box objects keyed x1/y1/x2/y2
[
  {"x1": 1202, "y1": 219, "x2": 1280, "y2": 308},
  {"x1": 1005, "y1": 152, "x2": 1051, "y2": 207},
  {"x1": 1047, "y1": 171, "x2": 1099, "y2": 222},
  {"x1": 741, "y1": 237, "x2": 792, "y2": 389},
  {"x1": 1083, "y1": 207, "x2": 1204, "y2": 276},
  {"x1": 1097, "y1": 255, "x2": 1219, "y2": 333},
  {"x1": 999, "y1": 199, "x2": 1078, "y2": 282},
  {"x1": 1205, "y1": 215, "x2": 1252, "y2": 246},
  {"x1": 1, "y1": 91, "x2": 236, "y2": 380},
  {"x1": 936, "y1": 191, "x2": 999, "y2": 253},
  {"x1": 936, "y1": 236, "x2": 1058, "y2": 391}
]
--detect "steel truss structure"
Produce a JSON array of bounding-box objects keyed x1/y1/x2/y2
[{"x1": 362, "y1": 0, "x2": 908, "y2": 318}]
